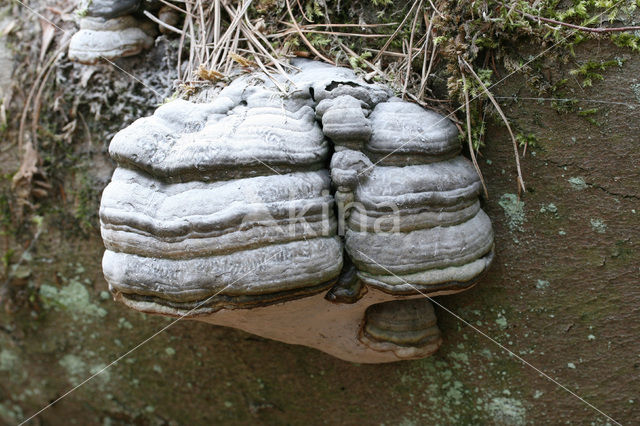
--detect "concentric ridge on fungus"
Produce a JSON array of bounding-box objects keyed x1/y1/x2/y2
[
  {"x1": 100, "y1": 59, "x2": 494, "y2": 363},
  {"x1": 359, "y1": 299, "x2": 442, "y2": 359}
]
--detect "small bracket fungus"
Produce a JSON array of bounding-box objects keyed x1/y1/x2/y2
[
  {"x1": 157, "y1": 6, "x2": 181, "y2": 35},
  {"x1": 69, "y1": 0, "x2": 154, "y2": 64},
  {"x1": 100, "y1": 60, "x2": 494, "y2": 363}
]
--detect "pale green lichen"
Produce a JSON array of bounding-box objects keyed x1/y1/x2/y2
[
  {"x1": 397, "y1": 419, "x2": 419, "y2": 426},
  {"x1": 0, "y1": 349, "x2": 18, "y2": 371},
  {"x1": 39, "y1": 279, "x2": 107, "y2": 322},
  {"x1": 89, "y1": 363, "x2": 111, "y2": 384},
  {"x1": 59, "y1": 354, "x2": 110, "y2": 388},
  {"x1": 484, "y1": 397, "x2": 526, "y2": 425},
  {"x1": 539, "y1": 203, "x2": 558, "y2": 214},
  {"x1": 449, "y1": 352, "x2": 470, "y2": 365},
  {"x1": 536, "y1": 280, "x2": 550, "y2": 290},
  {"x1": 118, "y1": 317, "x2": 133, "y2": 330},
  {"x1": 0, "y1": 348, "x2": 26, "y2": 383},
  {"x1": 59, "y1": 354, "x2": 87, "y2": 386},
  {"x1": 590, "y1": 218, "x2": 607, "y2": 234},
  {"x1": 568, "y1": 176, "x2": 588, "y2": 190},
  {"x1": 495, "y1": 314, "x2": 508, "y2": 330},
  {"x1": 0, "y1": 402, "x2": 23, "y2": 424},
  {"x1": 397, "y1": 359, "x2": 481, "y2": 423},
  {"x1": 632, "y1": 82, "x2": 640, "y2": 103},
  {"x1": 498, "y1": 193, "x2": 525, "y2": 232}
]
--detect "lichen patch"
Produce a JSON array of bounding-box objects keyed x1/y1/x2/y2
[
  {"x1": 568, "y1": 176, "x2": 588, "y2": 190},
  {"x1": 484, "y1": 397, "x2": 526, "y2": 425},
  {"x1": 590, "y1": 218, "x2": 607, "y2": 234},
  {"x1": 498, "y1": 193, "x2": 525, "y2": 232},
  {"x1": 39, "y1": 280, "x2": 107, "y2": 322}
]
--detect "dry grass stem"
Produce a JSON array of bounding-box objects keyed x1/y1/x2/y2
[
  {"x1": 461, "y1": 72, "x2": 489, "y2": 199},
  {"x1": 402, "y1": 0, "x2": 423, "y2": 98},
  {"x1": 284, "y1": 0, "x2": 334, "y2": 64},
  {"x1": 371, "y1": 0, "x2": 420, "y2": 64},
  {"x1": 460, "y1": 57, "x2": 526, "y2": 195}
]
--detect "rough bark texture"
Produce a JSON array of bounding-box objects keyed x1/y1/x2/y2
[{"x1": 0, "y1": 10, "x2": 638, "y2": 426}]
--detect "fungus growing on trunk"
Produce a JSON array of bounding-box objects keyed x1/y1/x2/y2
[
  {"x1": 69, "y1": 0, "x2": 154, "y2": 64},
  {"x1": 99, "y1": 59, "x2": 494, "y2": 363}
]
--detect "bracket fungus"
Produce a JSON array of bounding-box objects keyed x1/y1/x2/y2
[
  {"x1": 100, "y1": 59, "x2": 494, "y2": 363},
  {"x1": 69, "y1": 0, "x2": 154, "y2": 64}
]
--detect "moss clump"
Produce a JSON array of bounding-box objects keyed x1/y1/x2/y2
[{"x1": 569, "y1": 57, "x2": 625, "y2": 87}]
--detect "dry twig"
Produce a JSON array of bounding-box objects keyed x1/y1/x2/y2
[{"x1": 371, "y1": 0, "x2": 421, "y2": 64}]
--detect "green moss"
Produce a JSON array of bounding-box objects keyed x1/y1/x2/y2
[
  {"x1": 515, "y1": 132, "x2": 541, "y2": 152},
  {"x1": 0, "y1": 192, "x2": 12, "y2": 234},
  {"x1": 569, "y1": 58, "x2": 625, "y2": 87},
  {"x1": 74, "y1": 0, "x2": 92, "y2": 18},
  {"x1": 552, "y1": 96, "x2": 579, "y2": 114},
  {"x1": 348, "y1": 51, "x2": 373, "y2": 71},
  {"x1": 612, "y1": 32, "x2": 640, "y2": 52},
  {"x1": 72, "y1": 172, "x2": 100, "y2": 233},
  {"x1": 371, "y1": 0, "x2": 393, "y2": 6},
  {"x1": 303, "y1": 0, "x2": 324, "y2": 21}
]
